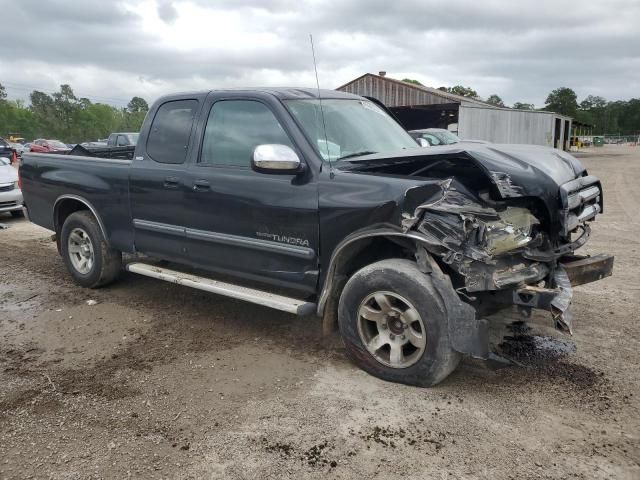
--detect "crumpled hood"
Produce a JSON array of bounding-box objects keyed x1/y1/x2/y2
[
  {"x1": 466, "y1": 144, "x2": 585, "y2": 197},
  {"x1": 337, "y1": 143, "x2": 586, "y2": 201}
]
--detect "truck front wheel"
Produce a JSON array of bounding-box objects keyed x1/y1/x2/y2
[
  {"x1": 60, "y1": 211, "x2": 122, "y2": 288},
  {"x1": 338, "y1": 259, "x2": 461, "y2": 387}
]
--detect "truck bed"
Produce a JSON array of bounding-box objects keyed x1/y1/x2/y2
[{"x1": 20, "y1": 152, "x2": 133, "y2": 250}]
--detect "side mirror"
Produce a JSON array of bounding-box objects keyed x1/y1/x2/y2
[
  {"x1": 417, "y1": 138, "x2": 431, "y2": 147},
  {"x1": 252, "y1": 144, "x2": 302, "y2": 173}
]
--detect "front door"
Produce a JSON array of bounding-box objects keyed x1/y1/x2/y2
[
  {"x1": 183, "y1": 95, "x2": 319, "y2": 294},
  {"x1": 129, "y1": 98, "x2": 201, "y2": 262}
]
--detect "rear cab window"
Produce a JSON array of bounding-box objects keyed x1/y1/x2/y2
[{"x1": 147, "y1": 99, "x2": 199, "y2": 164}]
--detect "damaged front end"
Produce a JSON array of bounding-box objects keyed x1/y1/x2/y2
[
  {"x1": 402, "y1": 177, "x2": 611, "y2": 338},
  {"x1": 337, "y1": 144, "x2": 614, "y2": 360}
]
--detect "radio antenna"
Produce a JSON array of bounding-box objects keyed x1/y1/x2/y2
[{"x1": 309, "y1": 34, "x2": 331, "y2": 168}]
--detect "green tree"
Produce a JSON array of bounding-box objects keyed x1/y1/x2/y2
[
  {"x1": 29, "y1": 90, "x2": 57, "y2": 137},
  {"x1": 52, "y1": 84, "x2": 82, "y2": 140},
  {"x1": 543, "y1": 87, "x2": 578, "y2": 117},
  {"x1": 402, "y1": 78, "x2": 424, "y2": 86},
  {"x1": 2, "y1": 83, "x2": 150, "y2": 142},
  {"x1": 0, "y1": 82, "x2": 6, "y2": 102},
  {"x1": 438, "y1": 85, "x2": 480, "y2": 99},
  {"x1": 127, "y1": 96, "x2": 149, "y2": 113},
  {"x1": 617, "y1": 99, "x2": 640, "y2": 135},
  {"x1": 486, "y1": 94, "x2": 505, "y2": 107},
  {"x1": 580, "y1": 95, "x2": 606, "y2": 110},
  {"x1": 512, "y1": 102, "x2": 535, "y2": 110},
  {"x1": 450, "y1": 85, "x2": 479, "y2": 98}
]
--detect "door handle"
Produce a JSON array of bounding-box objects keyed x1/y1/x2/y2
[
  {"x1": 163, "y1": 176, "x2": 180, "y2": 188},
  {"x1": 192, "y1": 180, "x2": 210, "y2": 192}
]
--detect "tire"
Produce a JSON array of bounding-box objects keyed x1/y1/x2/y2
[
  {"x1": 60, "y1": 210, "x2": 122, "y2": 288},
  {"x1": 338, "y1": 259, "x2": 461, "y2": 387},
  {"x1": 10, "y1": 210, "x2": 23, "y2": 218}
]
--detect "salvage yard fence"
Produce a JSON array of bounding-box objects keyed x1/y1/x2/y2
[{"x1": 577, "y1": 135, "x2": 640, "y2": 147}]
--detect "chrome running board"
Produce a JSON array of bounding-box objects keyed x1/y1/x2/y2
[{"x1": 125, "y1": 262, "x2": 316, "y2": 316}]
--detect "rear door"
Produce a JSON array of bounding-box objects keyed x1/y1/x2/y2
[
  {"x1": 129, "y1": 97, "x2": 202, "y2": 262},
  {"x1": 182, "y1": 93, "x2": 320, "y2": 294}
]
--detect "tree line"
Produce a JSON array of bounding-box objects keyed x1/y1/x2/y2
[
  {"x1": 403, "y1": 79, "x2": 640, "y2": 135},
  {"x1": 2, "y1": 80, "x2": 639, "y2": 141},
  {"x1": 0, "y1": 82, "x2": 149, "y2": 143}
]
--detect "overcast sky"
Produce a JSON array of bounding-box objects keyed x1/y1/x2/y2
[{"x1": 1, "y1": 0, "x2": 638, "y2": 108}]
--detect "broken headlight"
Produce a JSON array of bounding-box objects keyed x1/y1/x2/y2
[{"x1": 480, "y1": 207, "x2": 539, "y2": 256}]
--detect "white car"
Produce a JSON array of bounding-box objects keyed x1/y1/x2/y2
[{"x1": 0, "y1": 157, "x2": 24, "y2": 217}]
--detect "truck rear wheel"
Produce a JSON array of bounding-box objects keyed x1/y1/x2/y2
[
  {"x1": 338, "y1": 259, "x2": 461, "y2": 387},
  {"x1": 60, "y1": 211, "x2": 122, "y2": 288}
]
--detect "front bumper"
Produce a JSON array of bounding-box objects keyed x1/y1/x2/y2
[
  {"x1": 0, "y1": 188, "x2": 24, "y2": 213},
  {"x1": 512, "y1": 254, "x2": 614, "y2": 333},
  {"x1": 560, "y1": 254, "x2": 614, "y2": 286}
]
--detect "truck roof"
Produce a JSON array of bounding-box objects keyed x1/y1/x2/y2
[{"x1": 157, "y1": 87, "x2": 362, "y2": 102}]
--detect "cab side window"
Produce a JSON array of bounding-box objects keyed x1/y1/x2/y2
[
  {"x1": 200, "y1": 100, "x2": 293, "y2": 167},
  {"x1": 147, "y1": 99, "x2": 198, "y2": 164}
]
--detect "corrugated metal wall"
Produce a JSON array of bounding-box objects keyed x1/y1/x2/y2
[
  {"x1": 338, "y1": 74, "x2": 573, "y2": 149},
  {"x1": 458, "y1": 106, "x2": 570, "y2": 147},
  {"x1": 339, "y1": 76, "x2": 452, "y2": 107}
]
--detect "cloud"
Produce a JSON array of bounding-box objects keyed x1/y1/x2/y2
[
  {"x1": 157, "y1": 0, "x2": 178, "y2": 23},
  {"x1": 0, "y1": 0, "x2": 638, "y2": 108}
]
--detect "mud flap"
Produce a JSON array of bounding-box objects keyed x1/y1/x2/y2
[{"x1": 418, "y1": 248, "x2": 489, "y2": 359}]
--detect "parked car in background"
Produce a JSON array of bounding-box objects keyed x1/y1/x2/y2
[
  {"x1": 106, "y1": 132, "x2": 139, "y2": 147},
  {"x1": 0, "y1": 137, "x2": 15, "y2": 160},
  {"x1": 29, "y1": 139, "x2": 71, "y2": 153},
  {"x1": 10, "y1": 142, "x2": 27, "y2": 158},
  {"x1": 0, "y1": 156, "x2": 23, "y2": 217},
  {"x1": 80, "y1": 141, "x2": 108, "y2": 148},
  {"x1": 409, "y1": 128, "x2": 489, "y2": 146}
]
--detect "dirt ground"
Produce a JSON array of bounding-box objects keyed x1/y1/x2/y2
[{"x1": 1, "y1": 146, "x2": 639, "y2": 479}]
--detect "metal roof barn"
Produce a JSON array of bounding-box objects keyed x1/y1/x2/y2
[{"x1": 336, "y1": 73, "x2": 573, "y2": 150}]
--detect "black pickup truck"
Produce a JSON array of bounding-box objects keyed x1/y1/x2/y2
[{"x1": 20, "y1": 88, "x2": 613, "y2": 386}]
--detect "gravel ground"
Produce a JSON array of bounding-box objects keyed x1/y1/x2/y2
[{"x1": 1, "y1": 146, "x2": 639, "y2": 479}]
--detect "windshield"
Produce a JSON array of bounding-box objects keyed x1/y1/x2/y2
[
  {"x1": 0, "y1": 138, "x2": 8, "y2": 147},
  {"x1": 0, "y1": 157, "x2": 10, "y2": 165},
  {"x1": 127, "y1": 133, "x2": 140, "y2": 145},
  {"x1": 48, "y1": 140, "x2": 68, "y2": 149},
  {"x1": 431, "y1": 130, "x2": 460, "y2": 145},
  {"x1": 285, "y1": 99, "x2": 419, "y2": 162}
]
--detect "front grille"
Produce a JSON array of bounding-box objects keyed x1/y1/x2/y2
[
  {"x1": 0, "y1": 183, "x2": 14, "y2": 192},
  {"x1": 0, "y1": 201, "x2": 18, "y2": 208},
  {"x1": 559, "y1": 175, "x2": 602, "y2": 237}
]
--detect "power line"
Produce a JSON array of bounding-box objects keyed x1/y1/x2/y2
[
  {"x1": 2, "y1": 81, "x2": 132, "y2": 103},
  {"x1": 1, "y1": 81, "x2": 134, "y2": 106}
]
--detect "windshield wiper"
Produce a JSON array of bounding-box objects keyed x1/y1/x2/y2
[{"x1": 337, "y1": 151, "x2": 378, "y2": 161}]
